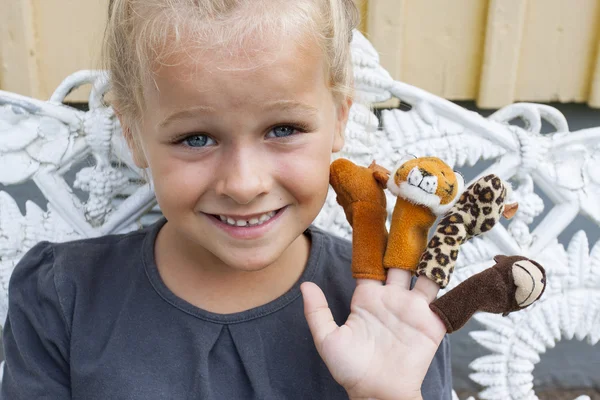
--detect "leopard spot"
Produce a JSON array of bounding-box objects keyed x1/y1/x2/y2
[
  {"x1": 470, "y1": 203, "x2": 481, "y2": 218},
  {"x1": 440, "y1": 225, "x2": 459, "y2": 235},
  {"x1": 491, "y1": 177, "x2": 502, "y2": 189},
  {"x1": 417, "y1": 262, "x2": 427, "y2": 271},
  {"x1": 466, "y1": 220, "x2": 477, "y2": 236},
  {"x1": 483, "y1": 206, "x2": 493, "y2": 215},
  {"x1": 483, "y1": 174, "x2": 494, "y2": 182},
  {"x1": 480, "y1": 218, "x2": 496, "y2": 233},
  {"x1": 479, "y1": 187, "x2": 495, "y2": 203},
  {"x1": 446, "y1": 213, "x2": 464, "y2": 224},
  {"x1": 431, "y1": 267, "x2": 446, "y2": 281},
  {"x1": 496, "y1": 193, "x2": 505, "y2": 206},
  {"x1": 428, "y1": 236, "x2": 443, "y2": 248},
  {"x1": 435, "y1": 253, "x2": 450, "y2": 266},
  {"x1": 444, "y1": 236, "x2": 457, "y2": 246},
  {"x1": 450, "y1": 250, "x2": 459, "y2": 261},
  {"x1": 421, "y1": 252, "x2": 433, "y2": 261},
  {"x1": 458, "y1": 193, "x2": 468, "y2": 204}
]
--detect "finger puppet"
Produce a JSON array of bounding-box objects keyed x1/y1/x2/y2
[
  {"x1": 415, "y1": 174, "x2": 519, "y2": 288},
  {"x1": 329, "y1": 158, "x2": 389, "y2": 281},
  {"x1": 429, "y1": 255, "x2": 546, "y2": 333},
  {"x1": 373, "y1": 157, "x2": 464, "y2": 273}
]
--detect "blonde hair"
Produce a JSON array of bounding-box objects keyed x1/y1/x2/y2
[{"x1": 103, "y1": 0, "x2": 359, "y2": 129}]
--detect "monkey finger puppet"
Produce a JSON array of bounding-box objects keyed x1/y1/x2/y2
[
  {"x1": 430, "y1": 255, "x2": 546, "y2": 333},
  {"x1": 413, "y1": 174, "x2": 547, "y2": 332}
]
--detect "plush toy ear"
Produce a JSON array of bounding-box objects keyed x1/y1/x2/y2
[
  {"x1": 503, "y1": 203, "x2": 519, "y2": 219},
  {"x1": 369, "y1": 161, "x2": 390, "y2": 189},
  {"x1": 493, "y1": 255, "x2": 507, "y2": 263}
]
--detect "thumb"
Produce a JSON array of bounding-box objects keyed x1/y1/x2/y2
[{"x1": 300, "y1": 282, "x2": 338, "y2": 350}]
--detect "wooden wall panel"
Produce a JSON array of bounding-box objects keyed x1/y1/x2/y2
[
  {"x1": 368, "y1": 0, "x2": 488, "y2": 100},
  {"x1": 515, "y1": 0, "x2": 600, "y2": 103},
  {"x1": 2, "y1": 0, "x2": 600, "y2": 108},
  {"x1": 477, "y1": 0, "x2": 527, "y2": 109},
  {"x1": 32, "y1": 0, "x2": 109, "y2": 102},
  {"x1": 0, "y1": 0, "x2": 42, "y2": 98}
]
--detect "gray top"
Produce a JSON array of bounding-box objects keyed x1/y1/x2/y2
[{"x1": 2, "y1": 218, "x2": 452, "y2": 399}]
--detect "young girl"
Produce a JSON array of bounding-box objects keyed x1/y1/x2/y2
[{"x1": 2, "y1": 1, "x2": 452, "y2": 399}]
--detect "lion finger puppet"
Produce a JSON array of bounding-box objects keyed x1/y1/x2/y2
[
  {"x1": 329, "y1": 158, "x2": 389, "y2": 281},
  {"x1": 430, "y1": 255, "x2": 547, "y2": 333},
  {"x1": 416, "y1": 174, "x2": 519, "y2": 288},
  {"x1": 373, "y1": 157, "x2": 464, "y2": 273}
]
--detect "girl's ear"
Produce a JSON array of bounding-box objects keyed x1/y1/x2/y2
[
  {"x1": 333, "y1": 97, "x2": 352, "y2": 153},
  {"x1": 114, "y1": 109, "x2": 149, "y2": 169}
]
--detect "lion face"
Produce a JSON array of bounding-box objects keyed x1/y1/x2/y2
[{"x1": 388, "y1": 157, "x2": 464, "y2": 215}]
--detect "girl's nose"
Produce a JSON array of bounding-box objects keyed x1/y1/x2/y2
[{"x1": 215, "y1": 148, "x2": 272, "y2": 204}]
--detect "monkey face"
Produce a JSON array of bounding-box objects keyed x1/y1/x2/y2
[{"x1": 512, "y1": 260, "x2": 546, "y2": 308}]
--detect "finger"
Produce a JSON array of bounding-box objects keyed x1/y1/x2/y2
[
  {"x1": 356, "y1": 278, "x2": 384, "y2": 287},
  {"x1": 412, "y1": 275, "x2": 441, "y2": 303},
  {"x1": 300, "y1": 282, "x2": 339, "y2": 350},
  {"x1": 385, "y1": 268, "x2": 412, "y2": 289}
]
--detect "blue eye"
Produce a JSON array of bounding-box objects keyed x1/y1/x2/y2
[
  {"x1": 267, "y1": 125, "x2": 297, "y2": 138},
  {"x1": 183, "y1": 134, "x2": 215, "y2": 148}
]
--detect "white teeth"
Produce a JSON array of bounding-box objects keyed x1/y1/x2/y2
[{"x1": 219, "y1": 210, "x2": 278, "y2": 227}]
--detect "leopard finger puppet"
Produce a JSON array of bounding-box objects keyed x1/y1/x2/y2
[
  {"x1": 372, "y1": 157, "x2": 464, "y2": 273},
  {"x1": 416, "y1": 174, "x2": 519, "y2": 288},
  {"x1": 329, "y1": 158, "x2": 389, "y2": 281},
  {"x1": 430, "y1": 255, "x2": 547, "y2": 333}
]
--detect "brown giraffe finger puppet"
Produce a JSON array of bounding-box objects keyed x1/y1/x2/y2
[{"x1": 329, "y1": 158, "x2": 389, "y2": 281}]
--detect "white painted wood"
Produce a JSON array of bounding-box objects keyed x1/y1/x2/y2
[
  {"x1": 477, "y1": 0, "x2": 527, "y2": 109},
  {"x1": 1, "y1": 30, "x2": 599, "y2": 399}
]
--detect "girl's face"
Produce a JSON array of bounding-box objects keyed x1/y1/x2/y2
[{"x1": 129, "y1": 34, "x2": 350, "y2": 272}]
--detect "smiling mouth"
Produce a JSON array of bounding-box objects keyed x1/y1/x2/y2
[{"x1": 209, "y1": 208, "x2": 284, "y2": 227}]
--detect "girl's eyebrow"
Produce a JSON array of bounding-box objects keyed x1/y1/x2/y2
[
  {"x1": 159, "y1": 105, "x2": 217, "y2": 129},
  {"x1": 159, "y1": 100, "x2": 319, "y2": 129},
  {"x1": 263, "y1": 100, "x2": 319, "y2": 116}
]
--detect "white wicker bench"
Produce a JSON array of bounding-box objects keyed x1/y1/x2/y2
[{"x1": 1, "y1": 31, "x2": 599, "y2": 400}]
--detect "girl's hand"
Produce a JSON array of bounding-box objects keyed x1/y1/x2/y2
[{"x1": 300, "y1": 269, "x2": 446, "y2": 400}]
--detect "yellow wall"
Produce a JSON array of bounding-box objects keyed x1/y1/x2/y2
[{"x1": 1, "y1": 0, "x2": 600, "y2": 108}]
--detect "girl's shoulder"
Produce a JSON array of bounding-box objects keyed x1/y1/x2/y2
[{"x1": 8, "y1": 218, "x2": 163, "y2": 317}]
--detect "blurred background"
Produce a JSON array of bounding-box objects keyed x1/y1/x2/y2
[{"x1": 1, "y1": 0, "x2": 599, "y2": 397}]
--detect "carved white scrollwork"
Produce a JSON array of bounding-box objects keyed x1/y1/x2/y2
[{"x1": 0, "y1": 31, "x2": 598, "y2": 398}]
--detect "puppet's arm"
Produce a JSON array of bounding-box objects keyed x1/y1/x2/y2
[
  {"x1": 430, "y1": 255, "x2": 546, "y2": 333},
  {"x1": 329, "y1": 159, "x2": 388, "y2": 281}
]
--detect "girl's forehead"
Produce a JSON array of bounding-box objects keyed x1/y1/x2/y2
[
  {"x1": 142, "y1": 32, "x2": 333, "y2": 119},
  {"x1": 149, "y1": 31, "x2": 328, "y2": 91}
]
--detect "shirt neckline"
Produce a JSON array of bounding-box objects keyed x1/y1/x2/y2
[{"x1": 142, "y1": 217, "x2": 325, "y2": 324}]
